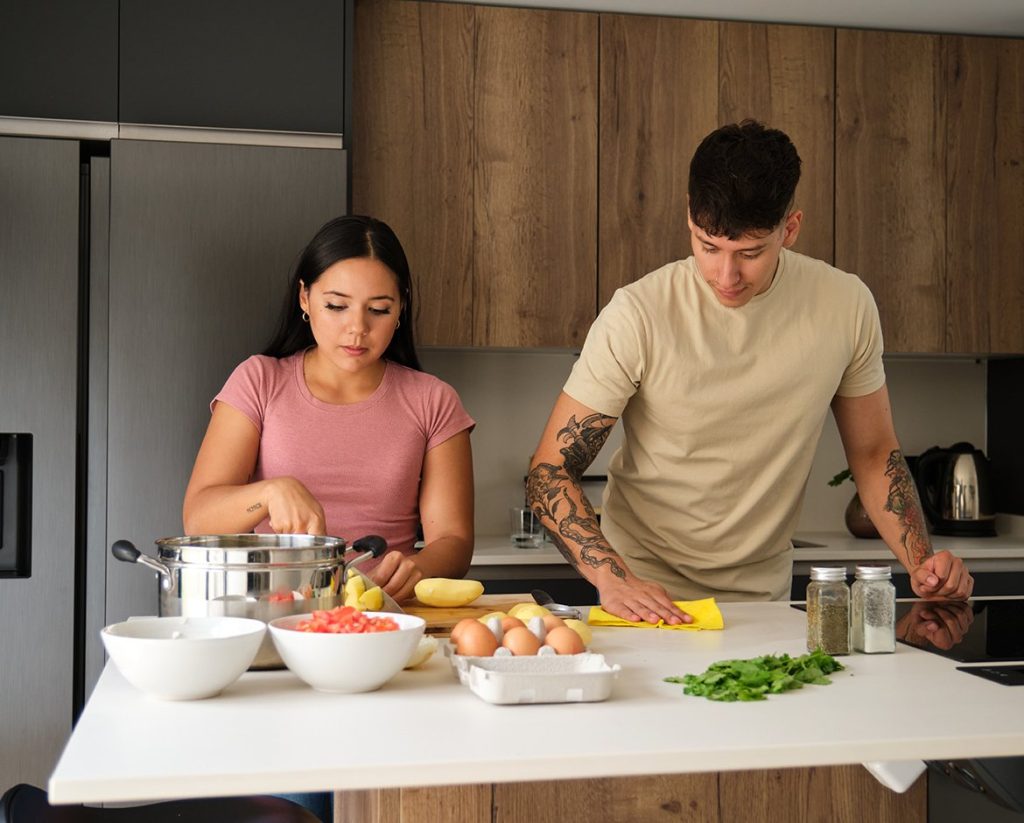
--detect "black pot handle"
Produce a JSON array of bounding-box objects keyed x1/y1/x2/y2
[
  {"x1": 350, "y1": 534, "x2": 388, "y2": 558},
  {"x1": 112, "y1": 539, "x2": 141, "y2": 563},
  {"x1": 111, "y1": 539, "x2": 171, "y2": 579}
]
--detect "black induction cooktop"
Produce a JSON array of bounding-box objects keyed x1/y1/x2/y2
[
  {"x1": 792, "y1": 597, "x2": 1024, "y2": 663},
  {"x1": 894, "y1": 598, "x2": 1024, "y2": 663}
]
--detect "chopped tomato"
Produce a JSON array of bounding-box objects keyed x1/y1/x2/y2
[
  {"x1": 294, "y1": 605, "x2": 399, "y2": 634},
  {"x1": 267, "y1": 591, "x2": 295, "y2": 603}
]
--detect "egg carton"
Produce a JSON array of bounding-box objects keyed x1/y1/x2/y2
[{"x1": 444, "y1": 645, "x2": 620, "y2": 704}]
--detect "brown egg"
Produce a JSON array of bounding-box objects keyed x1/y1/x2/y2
[
  {"x1": 502, "y1": 626, "x2": 542, "y2": 656},
  {"x1": 500, "y1": 616, "x2": 526, "y2": 633},
  {"x1": 455, "y1": 619, "x2": 499, "y2": 657},
  {"x1": 541, "y1": 614, "x2": 566, "y2": 632},
  {"x1": 544, "y1": 626, "x2": 585, "y2": 655},
  {"x1": 450, "y1": 617, "x2": 478, "y2": 646}
]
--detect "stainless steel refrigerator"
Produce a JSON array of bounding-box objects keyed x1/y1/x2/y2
[{"x1": 0, "y1": 134, "x2": 346, "y2": 789}]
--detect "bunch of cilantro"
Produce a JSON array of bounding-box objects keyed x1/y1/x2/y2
[{"x1": 664, "y1": 649, "x2": 845, "y2": 702}]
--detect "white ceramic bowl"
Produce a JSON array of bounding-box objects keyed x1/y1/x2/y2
[
  {"x1": 269, "y1": 611, "x2": 426, "y2": 693},
  {"x1": 101, "y1": 616, "x2": 266, "y2": 700}
]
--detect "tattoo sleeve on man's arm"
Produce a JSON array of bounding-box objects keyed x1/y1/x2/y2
[
  {"x1": 882, "y1": 449, "x2": 933, "y2": 566},
  {"x1": 527, "y1": 414, "x2": 627, "y2": 579}
]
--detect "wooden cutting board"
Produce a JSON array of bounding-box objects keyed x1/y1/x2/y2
[{"x1": 404, "y1": 594, "x2": 532, "y2": 635}]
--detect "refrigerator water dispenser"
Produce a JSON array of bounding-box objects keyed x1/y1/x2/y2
[{"x1": 0, "y1": 433, "x2": 32, "y2": 577}]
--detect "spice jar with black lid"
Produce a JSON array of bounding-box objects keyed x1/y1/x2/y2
[
  {"x1": 851, "y1": 564, "x2": 896, "y2": 653},
  {"x1": 806, "y1": 566, "x2": 850, "y2": 655}
]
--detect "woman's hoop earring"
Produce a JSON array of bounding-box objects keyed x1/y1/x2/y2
[
  {"x1": 301, "y1": 311, "x2": 309, "y2": 323},
  {"x1": 395, "y1": 319, "x2": 401, "y2": 329}
]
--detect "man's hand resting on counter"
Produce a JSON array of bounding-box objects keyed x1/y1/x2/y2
[
  {"x1": 910, "y1": 550, "x2": 974, "y2": 601},
  {"x1": 597, "y1": 576, "x2": 692, "y2": 625}
]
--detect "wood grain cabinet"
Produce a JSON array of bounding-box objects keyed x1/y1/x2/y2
[
  {"x1": 836, "y1": 29, "x2": 1024, "y2": 355},
  {"x1": 945, "y1": 35, "x2": 1024, "y2": 354},
  {"x1": 836, "y1": 29, "x2": 948, "y2": 354},
  {"x1": 353, "y1": 0, "x2": 597, "y2": 348},
  {"x1": 355, "y1": 1, "x2": 1022, "y2": 355},
  {"x1": 598, "y1": 15, "x2": 834, "y2": 306}
]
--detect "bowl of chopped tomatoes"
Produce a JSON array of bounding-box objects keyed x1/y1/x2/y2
[{"x1": 268, "y1": 606, "x2": 426, "y2": 693}]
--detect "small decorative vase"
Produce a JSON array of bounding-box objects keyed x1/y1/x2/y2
[{"x1": 845, "y1": 492, "x2": 879, "y2": 539}]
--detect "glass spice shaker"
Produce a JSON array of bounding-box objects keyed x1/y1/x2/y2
[
  {"x1": 851, "y1": 564, "x2": 896, "y2": 653},
  {"x1": 806, "y1": 566, "x2": 850, "y2": 655}
]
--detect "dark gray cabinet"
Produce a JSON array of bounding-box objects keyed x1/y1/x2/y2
[
  {"x1": 119, "y1": 0, "x2": 345, "y2": 133},
  {"x1": 0, "y1": 0, "x2": 118, "y2": 121}
]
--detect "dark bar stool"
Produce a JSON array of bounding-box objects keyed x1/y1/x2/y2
[{"x1": 0, "y1": 784, "x2": 322, "y2": 823}]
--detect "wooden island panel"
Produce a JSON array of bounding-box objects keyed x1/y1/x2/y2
[{"x1": 335, "y1": 766, "x2": 925, "y2": 822}]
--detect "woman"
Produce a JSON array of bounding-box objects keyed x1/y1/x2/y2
[{"x1": 183, "y1": 215, "x2": 475, "y2": 602}]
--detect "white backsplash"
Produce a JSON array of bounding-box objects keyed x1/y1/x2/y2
[{"x1": 419, "y1": 349, "x2": 987, "y2": 539}]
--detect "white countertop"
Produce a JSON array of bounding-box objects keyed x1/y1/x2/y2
[
  {"x1": 49, "y1": 600, "x2": 1024, "y2": 805},
  {"x1": 470, "y1": 531, "x2": 1024, "y2": 567}
]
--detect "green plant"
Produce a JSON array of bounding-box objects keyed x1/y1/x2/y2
[
  {"x1": 828, "y1": 468, "x2": 853, "y2": 487},
  {"x1": 664, "y1": 650, "x2": 845, "y2": 702}
]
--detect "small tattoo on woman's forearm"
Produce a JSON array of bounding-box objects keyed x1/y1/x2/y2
[{"x1": 246, "y1": 502, "x2": 262, "y2": 513}]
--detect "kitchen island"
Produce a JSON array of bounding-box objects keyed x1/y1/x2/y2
[{"x1": 49, "y1": 601, "x2": 1024, "y2": 822}]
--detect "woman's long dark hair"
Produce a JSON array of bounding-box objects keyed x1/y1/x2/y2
[{"x1": 262, "y1": 215, "x2": 421, "y2": 370}]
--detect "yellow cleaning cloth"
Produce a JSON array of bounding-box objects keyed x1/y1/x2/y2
[{"x1": 587, "y1": 597, "x2": 724, "y2": 630}]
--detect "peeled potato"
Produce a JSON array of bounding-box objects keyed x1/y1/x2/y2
[
  {"x1": 477, "y1": 611, "x2": 507, "y2": 624},
  {"x1": 343, "y1": 573, "x2": 366, "y2": 608},
  {"x1": 507, "y1": 603, "x2": 550, "y2": 621},
  {"x1": 414, "y1": 578, "x2": 484, "y2": 607},
  {"x1": 357, "y1": 586, "x2": 383, "y2": 611}
]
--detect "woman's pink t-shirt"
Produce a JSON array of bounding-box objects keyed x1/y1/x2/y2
[{"x1": 213, "y1": 353, "x2": 474, "y2": 558}]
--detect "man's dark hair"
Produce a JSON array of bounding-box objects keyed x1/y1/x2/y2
[{"x1": 688, "y1": 120, "x2": 801, "y2": 240}]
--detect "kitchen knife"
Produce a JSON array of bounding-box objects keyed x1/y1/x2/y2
[{"x1": 345, "y1": 568, "x2": 405, "y2": 614}]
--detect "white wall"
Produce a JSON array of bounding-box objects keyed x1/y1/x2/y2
[{"x1": 420, "y1": 349, "x2": 987, "y2": 537}]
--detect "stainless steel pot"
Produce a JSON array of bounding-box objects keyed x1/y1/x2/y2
[{"x1": 111, "y1": 533, "x2": 387, "y2": 669}]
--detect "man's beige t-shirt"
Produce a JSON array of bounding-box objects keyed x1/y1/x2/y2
[{"x1": 563, "y1": 248, "x2": 885, "y2": 601}]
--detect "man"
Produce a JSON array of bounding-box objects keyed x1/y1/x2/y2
[{"x1": 527, "y1": 120, "x2": 973, "y2": 625}]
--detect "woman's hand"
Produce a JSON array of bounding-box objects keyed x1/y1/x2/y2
[
  {"x1": 597, "y1": 576, "x2": 692, "y2": 625},
  {"x1": 366, "y1": 551, "x2": 424, "y2": 603},
  {"x1": 264, "y1": 477, "x2": 326, "y2": 535}
]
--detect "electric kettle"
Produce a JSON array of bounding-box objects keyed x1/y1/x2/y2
[{"x1": 914, "y1": 442, "x2": 996, "y2": 537}]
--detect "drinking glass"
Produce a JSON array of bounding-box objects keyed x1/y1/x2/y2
[{"x1": 509, "y1": 507, "x2": 544, "y2": 548}]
